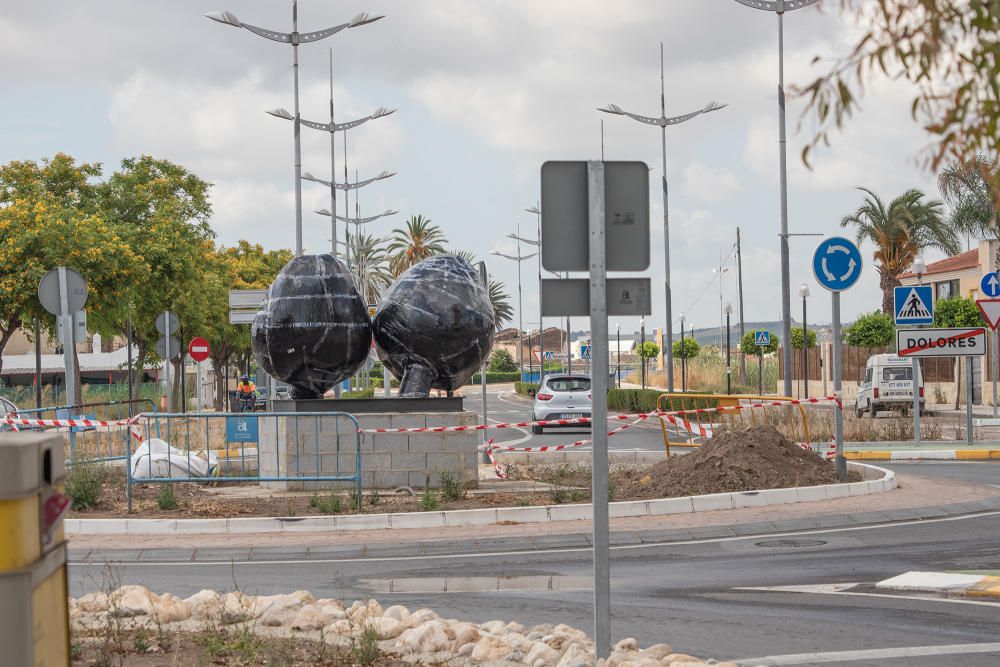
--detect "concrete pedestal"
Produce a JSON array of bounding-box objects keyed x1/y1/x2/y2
[{"x1": 259, "y1": 410, "x2": 480, "y2": 491}]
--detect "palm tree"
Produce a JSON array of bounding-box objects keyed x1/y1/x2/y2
[
  {"x1": 452, "y1": 249, "x2": 514, "y2": 330},
  {"x1": 841, "y1": 187, "x2": 960, "y2": 314},
  {"x1": 938, "y1": 155, "x2": 1000, "y2": 266},
  {"x1": 387, "y1": 214, "x2": 447, "y2": 276},
  {"x1": 348, "y1": 233, "x2": 391, "y2": 304}
]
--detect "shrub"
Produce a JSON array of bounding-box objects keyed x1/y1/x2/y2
[
  {"x1": 845, "y1": 311, "x2": 894, "y2": 347},
  {"x1": 514, "y1": 382, "x2": 539, "y2": 396},
  {"x1": 550, "y1": 489, "x2": 568, "y2": 504},
  {"x1": 310, "y1": 491, "x2": 342, "y2": 514},
  {"x1": 439, "y1": 472, "x2": 464, "y2": 502},
  {"x1": 790, "y1": 327, "x2": 817, "y2": 349},
  {"x1": 156, "y1": 485, "x2": 178, "y2": 510},
  {"x1": 488, "y1": 349, "x2": 518, "y2": 372},
  {"x1": 420, "y1": 487, "x2": 440, "y2": 512},
  {"x1": 740, "y1": 330, "x2": 779, "y2": 356},
  {"x1": 66, "y1": 463, "x2": 104, "y2": 511},
  {"x1": 606, "y1": 388, "x2": 663, "y2": 413},
  {"x1": 470, "y1": 371, "x2": 522, "y2": 384},
  {"x1": 671, "y1": 338, "x2": 699, "y2": 360},
  {"x1": 342, "y1": 387, "x2": 374, "y2": 399}
]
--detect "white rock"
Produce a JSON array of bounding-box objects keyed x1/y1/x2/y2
[
  {"x1": 663, "y1": 655, "x2": 703, "y2": 666},
  {"x1": 615, "y1": 638, "x2": 639, "y2": 653},
  {"x1": 470, "y1": 635, "x2": 511, "y2": 662},
  {"x1": 220, "y1": 592, "x2": 254, "y2": 624},
  {"x1": 371, "y1": 616, "x2": 404, "y2": 640},
  {"x1": 457, "y1": 642, "x2": 476, "y2": 657},
  {"x1": 314, "y1": 598, "x2": 345, "y2": 611},
  {"x1": 383, "y1": 604, "x2": 410, "y2": 621},
  {"x1": 153, "y1": 593, "x2": 190, "y2": 623},
  {"x1": 76, "y1": 592, "x2": 109, "y2": 613},
  {"x1": 349, "y1": 598, "x2": 384, "y2": 624},
  {"x1": 110, "y1": 586, "x2": 158, "y2": 617},
  {"x1": 479, "y1": 619, "x2": 507, "y2": 635},
  {"x1": 291, "y1": 605, "x2": 337, "y2": 631},
  {"x1": 395, "y1": 619, "x2": 451, "y2": 654},
  {"x1": 184, "y1": 590, "x2": 221, "y2": 621},
  {"x1": 255, "y1": 591, "x2": 315, "y2": 627},
  {"x1": 525, "y1": 641, "x2": 561, "y2": 667},
  {"x1": 451, "y1": 622, "x2": 480, "y2": 649},
  {"x1": 639, "y1": 644, "x2": 673, "y2": 661},
  {"x1": 557, "y1": 642, "x2": 595, "y2": 667},
  {"x1": 408, "y1": 608, "x2": 439, "y2": 625},
  {"x1": 505, "y1": 621, "x2": 527, "y2": 635},
  {"x1": 324, "y1": 619, "x2": 354, "y2": 637},
  {"x1": 319, "y1": 604, "x2": 347, "y2": 620}
]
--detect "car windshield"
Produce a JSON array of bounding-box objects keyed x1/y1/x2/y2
[
  {"x1": 545, "y1": 377, "x2": 591, "y2": 393},
  {"x1": 883, "y1": 367, "x2": 912, "y2": 381}
]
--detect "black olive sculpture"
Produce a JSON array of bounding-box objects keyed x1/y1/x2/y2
[
  {"x1": 373, "y1": 255, "x2": 495, "y2": 397},
  {"x1": 251, "y1": 254, "x2": 371, "y2": 399}
]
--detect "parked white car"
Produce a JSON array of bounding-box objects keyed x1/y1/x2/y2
[
  {"x1": 855, "y1": 353, "x2": 924, "y2": 418},
  {"x1": 530, "y1": 374, "x2": 592, "y2": 434}
]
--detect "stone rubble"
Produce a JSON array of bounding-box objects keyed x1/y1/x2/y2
[{"x1": 70, "y1": 586, "x2": 745, "y2": 666}]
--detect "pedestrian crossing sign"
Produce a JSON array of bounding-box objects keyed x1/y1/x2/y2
[
  {"x1": 754, "y1": 330, "x2": 771, "y2": 347},
  {"x1": 893, "y1": 285, "x2": 934, "y2": 325}
]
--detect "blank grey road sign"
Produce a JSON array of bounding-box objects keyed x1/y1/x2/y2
[
  {"x1": 540, "y1": 161, "x2": 650, "y2": 272},
  {"x1": 156, "y1": 311, "x2": 179, "y2": 336},
  {"x1": 38, "y1": 268, "x2": 88, "y2": 315},
  {"x1": 229, "y1": 311, "x2": 258, "y2": 325},
  {"x1": 228, "y1": 289, "x2": 268, "y2": 309},
  {"x1": 155, "y1": 336, "x2": 182, "y2": 361},
  {"x1": 541, "y1": 278, "x2": 652, "y2": 316}
]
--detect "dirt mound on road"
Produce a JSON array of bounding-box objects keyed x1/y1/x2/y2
[{"x1": 617, "y1": 424, "x2": 860, "y2": 499}]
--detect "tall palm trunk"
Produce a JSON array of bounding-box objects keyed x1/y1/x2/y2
[{"x1": 879, "y1": 271, "x2": 900, "y2": 315}]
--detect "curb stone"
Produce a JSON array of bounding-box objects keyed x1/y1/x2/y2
[
  {"x1": 68, "y1": 496, "x2": 1000, "y2": 564},
  {"x1": 66, "y1": 462, "x2": 895, "y2": 537}
]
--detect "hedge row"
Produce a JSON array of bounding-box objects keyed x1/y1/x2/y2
[
  {"x1": 341, "y1": 387, "x2": 374, "y2": 399},
  {"x1": 470, "y1": 371, "x2": 522, "y2": 384},
  {"x1": 606, "y1": 388, "x2": 664, "y2": 413},
  {"x1": 514, "y1": 382, "x2": 539, "y2": 396}
]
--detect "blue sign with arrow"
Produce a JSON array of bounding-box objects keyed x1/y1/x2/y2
[
  {"x1": 981, "y1": 272, "x2": 1000, "y2": 298},
  {"x1": 893, "y1": 285, "x2": 934, "y2": 325},
  {"x1": 812, "y1": 237, "x2": 863, "y2": 292}
]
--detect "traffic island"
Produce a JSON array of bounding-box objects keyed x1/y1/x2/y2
[{"x1": 70, "y1": 586, "x2": 735, "y2": 666}]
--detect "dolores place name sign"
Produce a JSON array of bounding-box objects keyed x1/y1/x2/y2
[{"x1": 896, "y1": 327, "x2": 987, "y2": 358}]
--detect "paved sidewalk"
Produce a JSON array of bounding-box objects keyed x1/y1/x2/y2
[{"x1": 68, "y1": 473, "x2": 1000, "y2": 558}]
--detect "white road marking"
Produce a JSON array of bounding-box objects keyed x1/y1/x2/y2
[
  {"x1": 735, "y1": 583, "x2": 1000, "y2": 608},
  {"x1": 68, "y1": 511, "x2": 1000, "y2": 567},
  {"x1": 735, "y1": 641, "x2": 1000, "y2": 665}
]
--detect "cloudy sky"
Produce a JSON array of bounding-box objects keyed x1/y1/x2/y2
[{"x1": 2, "y1": 1, "x2": 955, "y2": 336}]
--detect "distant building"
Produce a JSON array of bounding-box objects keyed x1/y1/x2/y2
[{"x1": 899, "y1": 239, "x2": 998, "y2": 300}]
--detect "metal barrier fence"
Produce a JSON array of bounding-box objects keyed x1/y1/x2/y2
[
  {"x1": 656, "y1": 393, "x2": 813, "y2": 455},
  {"x1": 125, "y1": 411, "x2": 363, "y2": 513},
  {"x1": 8, "y1": 399, "x2": 156, "y2": 466}
]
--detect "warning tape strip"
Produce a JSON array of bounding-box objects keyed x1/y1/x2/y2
[{"x1": 3, "y1": 413, "x2": 147, "y2": 443}]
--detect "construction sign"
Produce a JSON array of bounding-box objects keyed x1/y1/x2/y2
[{"x1": 896, "y1": 327, "x2": 987, "y2": 358}]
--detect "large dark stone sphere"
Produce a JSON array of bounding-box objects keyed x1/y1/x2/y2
[
  {"x1": 251, "y1": 254, "x2": 371, "y2": 399},
  {"x1": 373, "y1": 255, "x2": 495, "y2": 397}
]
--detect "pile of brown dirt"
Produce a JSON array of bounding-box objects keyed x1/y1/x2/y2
[{"x1": 617, "y1": 424, "x2": 861, "y2": 499}]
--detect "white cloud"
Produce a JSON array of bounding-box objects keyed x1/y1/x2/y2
[{"x1": 682, "y1": 162, "x2": 741, "y2": 202}]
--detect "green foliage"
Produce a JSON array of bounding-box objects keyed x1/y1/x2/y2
[
  {"x1": 309, "y1": 491, "x2": 342, "y2": 515},
  {"x1": 933, "y1": 296, "x2": 982, "y2": 327},
  {"x1": 370, "y1": 376, "x2": 400, "y2": 389},
  {"x1": 438, "y1": 472, "x2": 464, "y2": 502},
  {"x1": 488, "y1": 279, "x2": 514, "y2": 331},
  {"x1": 353, "y1": 624, "x2": 382, "y2": 666},
  {"x1": 606, "y1": 388, "x2": 663, "y2": 413},
  {"x1": 387, "y1": 214, "x2": 447, "y2": 276},
  {"x1": 550, "y1": 489, "x2": 568, "y2": 504},
  {"x1": 66, "y1": 463, "x2": 104, "y2": 511},
  {"x1": 739, "y1": 331, "x2": 779, "y2": 356},
  {"x1": 790, "y1": 327, "x2": 818, "y2": 349},
  {"x1": 155, "y1": 485, "x2": 177, "y2": 510},
  {"x1": 514, "y1": 382, "x2": 539, "y2": 396},
  {"x1": 419, "y1": 487, "x2": 440, "y2": 512},
  {"x1": 489, "y1": 349, "x2": 518, "y2": 372},
  {"x1": 638, "y1": 341, "x2": 661, "y2": 359},
  {"x1": 845, "y1": 311, "x2": 895, "y2": 347},
  {"x1": 470, "y1": 371, "x2": 522, "y2": 384},
  {"x1": 672, "y1": 338, "x2": 699, "y2": 360},
  {"x1": 342, "y1": 388, "x2": 374, "y2": 399},
  {"x1": 938, "y1": 156, "x2": 999, "y2": 242}
]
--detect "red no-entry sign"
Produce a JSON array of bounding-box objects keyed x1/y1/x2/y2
[{"x1": 188, "y1": 337, "x2": 210, "y2": 363}]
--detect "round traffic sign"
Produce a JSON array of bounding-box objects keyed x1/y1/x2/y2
[
  {"x1": 188, "y1": 337, "x2": 211, "y2": 363},
  {"x1": 980, "y1": 272, "x2": 1000, "y2": 298},
  {"x1": 155, "y1": 336, "x2": 182, "y2": 361},
  {"x1": 812, "y1": 237, "x2": 863, "y2": 292},
  {"x1": 37, "y1": 268, "x2": 88, "y2": 315},
  {"x1": 155, "y1": 311, "x2": 179, "y2": 336}
]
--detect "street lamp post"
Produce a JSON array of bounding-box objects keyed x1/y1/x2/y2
[
  {"x1": 305, "y1": 169, "x2": 395, "y2": 256},
  {"x1": 680, "y1": 313, "x2": 686, "y2": 392},
  {"x1": 733, "y1": 0, "x2": 822, "y2": 398},
  {"x1": 599, "y1": 43, "x2": 726, "y2": 392},
  {"x1": 205, "y1": 4, "x2": 383, "y2": 256},
  {"x1": 616, "y1": 323, "x2": 621, "y2": 388},
  {"x1": 491, "y1": 245, "x2": 537, "y2": 382},
  {"x1": 640, "y1": 317, "x2": 646, "y2": 390},
  {"x1": 525, "y1": 204, "x2": 545, "y2": 381},
  {"x1": 270, "y1": 96, "x2": 395, "y2": 257},
  {"x1": 800, "y1": 283, "x2": 810, "y2": 399},
  {"x1": 725, "y1": 303, "x2": 733, "y2": 394}
]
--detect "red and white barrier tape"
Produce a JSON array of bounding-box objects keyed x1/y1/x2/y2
[
  {"x1": 4, "y1": 414, "x2": 146, "y2": 443},
  {"x1": 483, "y1": 438, "x2": 506, "y2": 479}
]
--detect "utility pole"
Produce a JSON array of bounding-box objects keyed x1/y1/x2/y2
[{"x1": 736, "y1": 227, "x2": 747, "y2": 384}]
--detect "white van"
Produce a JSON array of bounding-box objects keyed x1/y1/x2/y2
[{"x1": 855, "y1": 353, "x2": 924, "y2": 418}]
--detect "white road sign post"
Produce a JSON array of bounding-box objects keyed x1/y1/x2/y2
[
  {"x1": 38, "y1": 267, "x2": 88, "y2": 409},
  {"x1": 156, "y1": 311, "x2": 180, "y2": 412},
  {"x1": 897, "y1": 327, "x2": 987, "y2": 446}
]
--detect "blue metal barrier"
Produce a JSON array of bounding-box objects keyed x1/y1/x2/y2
[{"x1": 125, "y1": 411, "x2": 362, "y2": 513}]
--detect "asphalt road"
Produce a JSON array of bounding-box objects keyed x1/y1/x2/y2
[
  {"x1": 883, "y1": 462, "x2": 999, "y2": 487},
  {"x1": 70, "y1": 512, "x2": 1000, "y2": 666}
]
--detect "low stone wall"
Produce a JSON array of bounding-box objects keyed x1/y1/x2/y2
[{"x1": 259, "y1": 411, "x2": 479, "y2": 491}]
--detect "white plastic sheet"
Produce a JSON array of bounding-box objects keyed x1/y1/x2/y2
[{"x1": 129, "y1": 438, "x2": 218, "y2": 479}]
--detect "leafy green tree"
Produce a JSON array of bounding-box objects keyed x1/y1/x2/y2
[
  {"x1": 671, "y1": 339, "x2": 697, "y2": 360},
  {"x1": 488, "y1": 349, "x2": 518, "y2": 373},
  {"x1": 800, "y1": 1, "x2": 1000, "y2": 182},
  {"x1": 938, "y1": 155, "x2": 1000, "y2": 266},
  {"x1": 933, "y1": 296, "x2": 982, "y2": 328},
  {"x1": 740, "y1": 331, "x2": 779, "y2": 356},
  {"x1": 387, "y1": 215, "x2": 446, "y2": 276},
  {"x1": 844, "y1": 311, "x2": 895, "y2": 347},
  {"x1": 790, "y1": 328, "x2": 817, "y2": 350},
  {"x1": 840, "y1": 188, "x2": 958, "y2": 314}
]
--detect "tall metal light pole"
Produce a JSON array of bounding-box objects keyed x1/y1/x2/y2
[
  {"x1": 599, "y1": 43, "x2": 726, "y2": 392},
  {"x1": 714, "y1": 262, "x2": 729, "y2": 352},
  {"x1": 305, "y1": 169, "x2": 395, "y2": 255},
  {"x1": 640, "y1": 317, "x2": 646, "y2": 390},
  {"x1": 725, "y1": 303, "x2": 733, "y2": 394},
  {"x1": 616, "y1": 323, "x2": 621, "y2": 388},
  {"x1": 525, "y1": 204, "x2": 545, "y2": 379},
  {"x1": 679, "y1": 313, "x2": 686, "y2": 392},
  {"x1": 799, "y1": 283, "x2": 810, "y2": 399},
  {"x1": 205, "y1": 5, "x2": 383, "y2": 256},
  {"x1": 269, "y1": 97, "x2": 395, "y2": 257},
  {"x1": 733, "y1": 0, "x2": 822, "y2": 397},
  {"x1": 491, "y1": 245, "x2": 537, "y2": 381}
]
